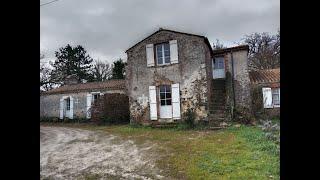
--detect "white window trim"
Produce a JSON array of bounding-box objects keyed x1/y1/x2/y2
[
  {"x1": 91, "y1": 91, "x2": 101, "y2": 104},
  {"x1": 156, "y1": 43, "x2": 170, "y2": 66},
  {"x1": 159, "y1": 85, "x2": 172, "y2": 106},
  {"x1": 272, "y1": 88, "x2": 280, "y2": 108}
]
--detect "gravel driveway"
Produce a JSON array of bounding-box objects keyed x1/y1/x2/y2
[{"x1": 40, "y1": 126, "x2": 164, "y2": 180}]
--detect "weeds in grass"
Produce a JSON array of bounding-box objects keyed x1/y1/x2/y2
[{"x1": 41, "y1": 123, "x2": 279, "y2": 179}]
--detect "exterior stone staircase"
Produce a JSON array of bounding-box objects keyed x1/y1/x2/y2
[{"x1": 208, "y1": 79, "x2": 226, "y2": 126}]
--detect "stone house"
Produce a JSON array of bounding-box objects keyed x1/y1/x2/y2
[
  {"x1": 40, "y1": 78, "x2": 125, "y2": 120},
  {"x1": 125, "y1": 28, "x2": 252, "y2": 125},
  {"x1": 249, "y1": 68, "x2": 280, "y2": 118}
]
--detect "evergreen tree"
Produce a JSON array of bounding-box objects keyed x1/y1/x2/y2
[
  {"x1": 50, "y1": 44, "x2": 93, "y2": 84},
  {"x1": 111, "y1": 58, "x2": 126, "y2": 79}
]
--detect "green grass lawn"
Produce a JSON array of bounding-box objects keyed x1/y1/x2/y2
[{"x1": 41, "y1": 123, "x2": 280, "y2": 179}]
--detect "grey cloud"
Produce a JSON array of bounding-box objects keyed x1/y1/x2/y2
[{"x1": 40, "y1": 0, "x2": 279, "y2": 64}]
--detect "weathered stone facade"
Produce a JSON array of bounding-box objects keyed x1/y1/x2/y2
[
  {"x1": 126, "y1": 29, "x2": 212, "y2": 124},
  {"x1": 40, "y1": 80, "x2": 126, "y2": 119},
  {"x1": 212, "y1": 46, "x2": 252, "y2": 113},
  {"x1": 225, "y1": 50, "x2": 252, "y2": 110},
  {"x1": 249, "y1": 69, "x2": 280, "y2": 119},
  {"x1": 40, "y1": 90, "x2": 125, "y2": 119}
]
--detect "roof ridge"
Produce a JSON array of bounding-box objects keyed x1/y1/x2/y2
[{"x1": 125, "y1": 28, "x2": 208, "y2": 53}]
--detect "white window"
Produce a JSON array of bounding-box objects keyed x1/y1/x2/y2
[
  {"x1": 91, "y1": 92, "x2": 101, "y2": 104},
  {"x1": 156, "y1": 43, "x2": 170, "y2": 65},
  {"x1": 66, "y1": 98, "x2": 70, "y2": 110},
  {"x1": 214, "y1": 57, "x2": 224, "y2": 69},
  {"x1": 159, "y1": 85, "x2": 172, "y2": 106},
  {"x1": 262, "y1": 87, "x2": 280, "y2": 108},
  {"x1": 93, "y1": 93, "x2": 100, "y2": 103},
  {"x1": 272, "y1": 88, "x2": 280, "y2": 107}
]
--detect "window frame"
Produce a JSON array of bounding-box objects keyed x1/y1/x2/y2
[
  {"x1": 272, "y1": 88, "x2": 280, "y2": 107},
  {"x1": 91, "y1": 92, "x2": 101, "y2": 104},
  {"x1": 159, "y1": 85, "x2": 172, "y2": 106},
  {"x1": 214, "y1": 57, "x2": 225, "y2": 69},
  {"x1": 66, "y1": 98, "x2": 70, "y2": 111},
  {"x1": 155, "y1": 42, "x2": 171, "y2": 66}
]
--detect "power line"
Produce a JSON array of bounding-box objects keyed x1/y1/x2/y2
[{"x1": 40, "y1": 0, "x2": 60, "y2": 7}]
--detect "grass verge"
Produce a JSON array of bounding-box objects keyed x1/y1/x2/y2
[{"x1": 41, "y1": 123, "x2": 279, "y2": 179}]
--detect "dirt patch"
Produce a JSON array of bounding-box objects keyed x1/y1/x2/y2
[{"x1": 40, "y1": 126, "x2": 164, "y2": 180}]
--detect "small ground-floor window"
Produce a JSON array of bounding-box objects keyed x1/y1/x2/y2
[
  {"x1": 66, "y1": 98, "x2": 70, "y2": 110},
  {"x1": 262, "y1": 87, "x2": 280, "y2": 108},
  {"x1": 272, "y1": 88, "x2": 280, "y2": 107}
]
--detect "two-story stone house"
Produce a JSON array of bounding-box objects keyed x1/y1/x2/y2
[{"x1": 125, "y1": 28, "x2": 252, "y2": 125}]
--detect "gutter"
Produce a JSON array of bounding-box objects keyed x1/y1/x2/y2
[{"x1": 231, "y1": 50, "x2": 236, "y2": 107}]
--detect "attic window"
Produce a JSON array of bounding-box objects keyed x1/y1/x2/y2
[{"x1": 156, "y1": 43, "x2": 170, "y2": 65}]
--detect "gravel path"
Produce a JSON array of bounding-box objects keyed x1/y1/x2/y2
[{"x1": 40, "y1": 126, "x2": 164, "y2": 180}]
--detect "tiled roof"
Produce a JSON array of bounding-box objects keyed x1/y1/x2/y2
[
  {"x1": 249, "y1": 68, "x2": 280, "y2": 84},
  {"x1": 125, "y1": 28, "x2": 214, "y2": 56},
  {"x1": 213, "y1": 45, "x2": 249, "y2": 55},
  {"x1": 42, "y1": 79, "x2": 126, "y2": 95}
]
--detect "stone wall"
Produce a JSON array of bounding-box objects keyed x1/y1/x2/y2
[
  {"x1": 251, "y1": 83, "x2": 280, "y2": 119},
  {"x1": 126, "y1": 30, "x2": 211, "y2": 124},
  {"x1": 225, "y1": 50, "x2": 252, "y2": 110},
  {"x1": 40, "y1": 89, "x2": 125, "y2": 119}
]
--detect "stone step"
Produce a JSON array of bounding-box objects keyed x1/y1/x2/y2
[
  {"x1": 212, "y1": 87, "x2": 225, "y2": 90},
  {"x1": 209, "y1": 113, "x2": 226, "y2": 118},
  {"x1": 212, "y1": 89, "x2": 225, "y2": 92},
  {"x1": 212, "y1": 79, "x2": 226, "y2": 84},
  {"x1": 209, "y1": 107, "x2": 225, "y2": 114},
  {"x1": 211, "y1": 100, "x2": 226, "y2": 104},
  {"x1": 208, "y1": 117, "x2": 226, "y2": 124},
  {"x1": 151, "y1": 122, "x2": 177, "y2": 128},
  {"x1": 211, "y1": 106, "x2": 225, "y2": 110},
  {"x1": 211, "y1": 102, "x2": 225, "y2": 106}
]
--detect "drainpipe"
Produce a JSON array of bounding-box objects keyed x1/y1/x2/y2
[{"x1": 231, "y1": 50, "x2": 236, "y2": 112}]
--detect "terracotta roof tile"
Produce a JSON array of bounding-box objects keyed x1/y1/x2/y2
[
  {"x1": 42, "y1": 79, "x2": 126, "y2": 95},
  {"x1": 249, "y1": 68, "x2": 280, "y2": 84}
]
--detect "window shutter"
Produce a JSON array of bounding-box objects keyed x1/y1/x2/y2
[
  {"x1": 86, "y1": 93, "x2": 92, "y2": 119},
  {"x1": 169, "y1": 40, "x2": 178, "y2": 64},
  {"x1": 172, "y1": 83, "x2": 181, "y2": 119},
  {"x1": 146, "y1": 44, "x2": 155, "y2": 67},
  {"x1": 149, "y1": 86, "x2": 157, "y2": 120},
  {"x1": 262, "y1": 87, "x2": 273, "y2": 108},
  {"x1": 69, "y1": 97, "x2": 74, "y2": 119},
  {"x1": 59, "y1": 98, "x2": 64, "y2": 119}
]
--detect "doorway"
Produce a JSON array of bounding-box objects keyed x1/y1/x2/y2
[
  {"x1": 212, "y1": 57, "x2": 225, "y2": 79},
  {"x1": 159, "y1": 85, "x2": 172, "y2": 118}
]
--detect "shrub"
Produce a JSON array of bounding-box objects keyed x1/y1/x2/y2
[
  {"x1": 91, "y1": 93, "x2": 130, "y2": 125},
  {"x1": 233, "y1": 106, "x2": 255, "y2": 124},
  {"x1": 183, "y1": 108, "x2": 196, "y2": 129}
]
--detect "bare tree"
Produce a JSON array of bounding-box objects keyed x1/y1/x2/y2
[
  {"x1": 40, "y1": 64, "x2": 55, "y2": 91},
  {"x1": 243, "y1": 30, "x2": 280, "y2": 70},
  {"x1": 212, "y1": 39, "x2": 226, "y2": 50},
  {"x1": 91, "y1": 60, "x2": 112, "y2": 82},
  {"x1": 40, "y1": 53, "x2": 55, "y2": 91}
]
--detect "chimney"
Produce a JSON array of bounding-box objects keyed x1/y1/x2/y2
[{"x1": 64, "y1": 74, "x2": 79, "y2": 85}]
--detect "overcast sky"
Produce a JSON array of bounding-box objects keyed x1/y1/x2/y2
[{"x1": 40, "y1": 0, "x2": 279, "y2": 65}]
